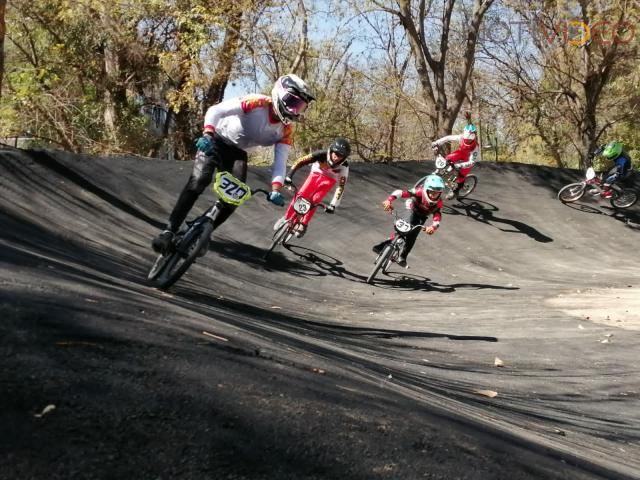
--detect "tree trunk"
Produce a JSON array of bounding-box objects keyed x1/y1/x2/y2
[
  {"x1": 395, "y1": 0, "x2": 494, "y2": 138},
  {"x1": 0, "y1": 0, "x2": 6, "y2": 98},
  {"x1": 204, "y1": 10, "x2": 243, "y2": 107},
  {"x1": 579, "y1": 96, "x2": 598, "y2": 170}
]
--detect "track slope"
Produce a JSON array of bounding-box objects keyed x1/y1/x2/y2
[{"x1": 1, "y1": 147, "x2": 639, "y2": 479}]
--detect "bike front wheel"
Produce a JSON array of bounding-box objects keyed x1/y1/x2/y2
[
  {"x1": 457, "y1": 175, "x2": 478, "y2": 198},
  {"x1": 611, "y1": 189, "x2": 638, "y2": 209},
  {"x1": 558, "y1": 182, "x2": 586, "y2": 203},
  {"x1": 151, "y1": 222, "x2": 214, "y2": 289},
  {"x1": 264, "y1": 220, "x2": 293, "y2": 260},
  {"x1": 367, "y1": 244, "x2": 394, "y2": 284}
]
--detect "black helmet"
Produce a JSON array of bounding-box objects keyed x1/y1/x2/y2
[{"x1": 327, "y1": 137, "x2": 351, "y2": 167}]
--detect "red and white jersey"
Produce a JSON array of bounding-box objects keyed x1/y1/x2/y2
[
  {"x1": 290, "y1": 150, "x2": 349, "y2": 206},
  {"x1": 387, "y1": 187, "x2": 443, "y2": 229},
  {"x1": 434, "y1": 134, "x2": 479, "y2": 167},
  {"x1": 203, "y1": 94, "x2": 293, "y2": 186}
]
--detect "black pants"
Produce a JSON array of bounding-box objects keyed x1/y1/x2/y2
[
  {"x1": 399, "y1": 209, "x2": 428, "y2": 259},
  {"x1": 167, "y1": 135, "x2": 248, "y2": 232}
]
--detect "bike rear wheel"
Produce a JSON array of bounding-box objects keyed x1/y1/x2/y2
[
  {"x1": 558, "y1": 183, "x2": 586, "y2": 203},
  {"x1": 152, "y1": 222, "x2": 214, "y2": 289},
  {"x1": 611, "y1": 189, "x2": 638, "y2": 209},
  {"x1": 457, "y1": 175, "x2": 477, "y2": 198},
  {"x1": 367, "y1": 244, "x2": 394, "y2": 284},
  {"x1": 264, "y1": 220, "x2": 292, "y2": 260}
]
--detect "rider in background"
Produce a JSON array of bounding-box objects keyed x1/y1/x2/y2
[
  {"x1": 431, "y1": 123, "x2": 479, "y2": 198},
  {"x1": 595, "y1": 141, "x2": 633, "y2": 198},
  {"x1": 152, "y1": 74, "x2": 315, "y2": 254},
  {"x1": 371, "y1": 175, "x2": 445, "y2": 268},
  {"x1": 274, "y1": 138, "x2": 351, "y2": 238}
]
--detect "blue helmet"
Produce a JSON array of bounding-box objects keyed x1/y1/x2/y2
[
  {"x1": 424, "y1": 174, "x2": 445, "y2": 191},
  {"x1": 422, "y1": 175, "x2": 445, "y2": 202}
]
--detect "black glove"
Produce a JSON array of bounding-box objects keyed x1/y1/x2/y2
[
  {"x1": 284, "y1": 175, "x2": 293, "y2": 185},
  {"x1": 325, "y1": 205, "x2": 335, "y2": 214}
]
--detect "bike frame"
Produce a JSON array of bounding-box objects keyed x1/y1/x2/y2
[
  {"x1": 367, "y1": 212, "x2": 425, "y2": 284},
  {"x1": 263, "y1": 183, "x2": 329, "y2": 260},
  {"x1": 148, "y1": 172, "x2": 269, "y2": 288}
]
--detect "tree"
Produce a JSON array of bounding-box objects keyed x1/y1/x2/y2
[
  {"x1": 370, "y1": 0, "x2": 495, "y2": 137},
  {"x1": 486, "y1": 0, "x2": 639, "y2": 168},
  {"x1": 0, "y1": 0, "x2": 6, "y2": 98}
]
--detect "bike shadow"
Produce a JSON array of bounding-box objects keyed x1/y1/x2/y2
[
  {"x1": 284, "y1": 245, "x2": 367, "y2": 282},
  {"x1": 561, "y1": 199, "x2": 640, "y2": 230},
  {"x1": 370, "y1": 270, "x2": 520, "y2": 293},
  {"x1": 446, "y1": 197, "x2": 554, "y2": 243},
  {"x1": 208, "y1": 238, "x2": 325, "y2": 277}
]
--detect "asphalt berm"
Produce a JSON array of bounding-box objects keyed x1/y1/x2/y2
[{"x1": 1, "y1": 147, "x2": 639, "y2": 479}]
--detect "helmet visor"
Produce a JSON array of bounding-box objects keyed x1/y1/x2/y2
[{"x1": 281, "y1": 92, "x2": 308, "y2": 117}]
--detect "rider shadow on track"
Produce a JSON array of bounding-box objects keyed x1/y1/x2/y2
[
  {"x1": 285, "y1": 245, "x2": 520, "y2": 293},
  {"x1": 284, "y1": 245, "x2": 367, "y2": 282},
  {"x1": 561, "y1": 200, "x2": 640, "y2": 230},
  {"x1": 370, "y1": 271, "x2": 520, "y2": 293},
  {"x1": 208, "y1": 239, "x2": 325, "y2": 277},
  {"x1": 446, "y1": 197, "x2": 554, "y2": 243}
]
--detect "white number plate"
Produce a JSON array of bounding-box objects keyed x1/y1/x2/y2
[
  {"x1": 435, "y1": 156, "x2": 447, "y2": 169},
  {"x1": 213, "y1": 171, "x2": 252, "y2": 205},
  {"x1": 395, "y1": 219, "x2": 411, "y2": 233},
  {"x1": 292, "y1": 197, "x2": 312, "y2": 214}
]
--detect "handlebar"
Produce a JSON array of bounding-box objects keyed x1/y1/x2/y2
[
  {"x1": 251, "y1": 188, "x2": 271, "y2": 198},
  {"x1": 392, "y1": 211, "x2": 426, "y2": 232}
]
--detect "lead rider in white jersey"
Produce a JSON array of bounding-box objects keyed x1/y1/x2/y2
[{"x1": 152, "y1": 74, "x2": 315, "y2": 254}]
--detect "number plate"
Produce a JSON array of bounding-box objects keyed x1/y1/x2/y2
[
  {"x1": 394, "y1": 219, "x2": 411, "y2": 233},
  {"x1": 213, "y1": 171, "x2": 252, "y2": 205},
  {"x1": 292, "y1": 197, "x2": 312, "y2": 214},
  {"x1": 435, "y1": 156, "x2": 447, "y2": 169}
]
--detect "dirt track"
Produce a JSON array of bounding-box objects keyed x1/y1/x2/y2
[{"x1": 1, "y1": 147, "x2": 639, "y2": 479}]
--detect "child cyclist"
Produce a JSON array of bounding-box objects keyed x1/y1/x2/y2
[
  {"x1": 595, "y1": 141, "x2": 633, "y2": 198},
  {"x1": 372, "y1": 174, "x2": 445, "y2": 268},
  {"x1": 431, "y1": 122, "x2": 479, "y2": 198},
  {"x1": 273, "y1": 138, "x2": 351, "y2": 238}
]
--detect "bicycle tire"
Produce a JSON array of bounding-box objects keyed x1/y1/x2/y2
[
  {"x1": 367, "y1": 244, "x2": 394, "y2": 284},
  {"x1": 153, "y1": 222, "x2": 213, "y2": 289},
  {"x1": 282, "y1": 220, "x2": 297, "y2": 247},
  {"x1": 457, "y1": 175, "x2": 477, "y2": 198},
  {"x1": 558, "y1": 183, "x2": 586, "y2": 203},
  {"x1": 264, "y1": 220, "x2": 292, "y2": 260},
  {"x1": 611, "y1": 190, "x2": 638, "y2": 209}
]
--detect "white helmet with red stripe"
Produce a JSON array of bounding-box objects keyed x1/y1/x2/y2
[{"x1": 271, "y1": 74, "x2": 315, "y2": 125}]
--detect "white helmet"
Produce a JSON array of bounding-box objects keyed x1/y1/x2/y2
[{"x1": 271, "y1": 74, "x2": 315, "y2": 124}]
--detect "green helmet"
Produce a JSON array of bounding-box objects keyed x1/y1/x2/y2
[{"x1": 602, "y1": 141, "x2": 623, "y2": 159}]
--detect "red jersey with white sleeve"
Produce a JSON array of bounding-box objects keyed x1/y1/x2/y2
[
  {"x1": 387, "y1": 187, "x2": 442, "y2": 230},
  {"x1": 433, "y1": 134, "x2": 479, "y2": 168},
  {"x1": 289, "y1": 150, "x2": 349, "y2": 207},
  {"x1": 203, "y1": 94, "x2": 293, "y2": 187}
]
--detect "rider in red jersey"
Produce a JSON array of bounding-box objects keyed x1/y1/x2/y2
[
  {"x1": 372, "y1": 175, "x2": 445, "y2": 268},
  {"x1": 432, "y1": 123, "x2": 479, "y2": 198},
  {"x1": 274, "y1": 138, "x2": 351, "y2": 238}
]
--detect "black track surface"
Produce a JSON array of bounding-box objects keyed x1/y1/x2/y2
[{"x1": 1, "y1": 147, "x2": 639, "y2": 479}]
